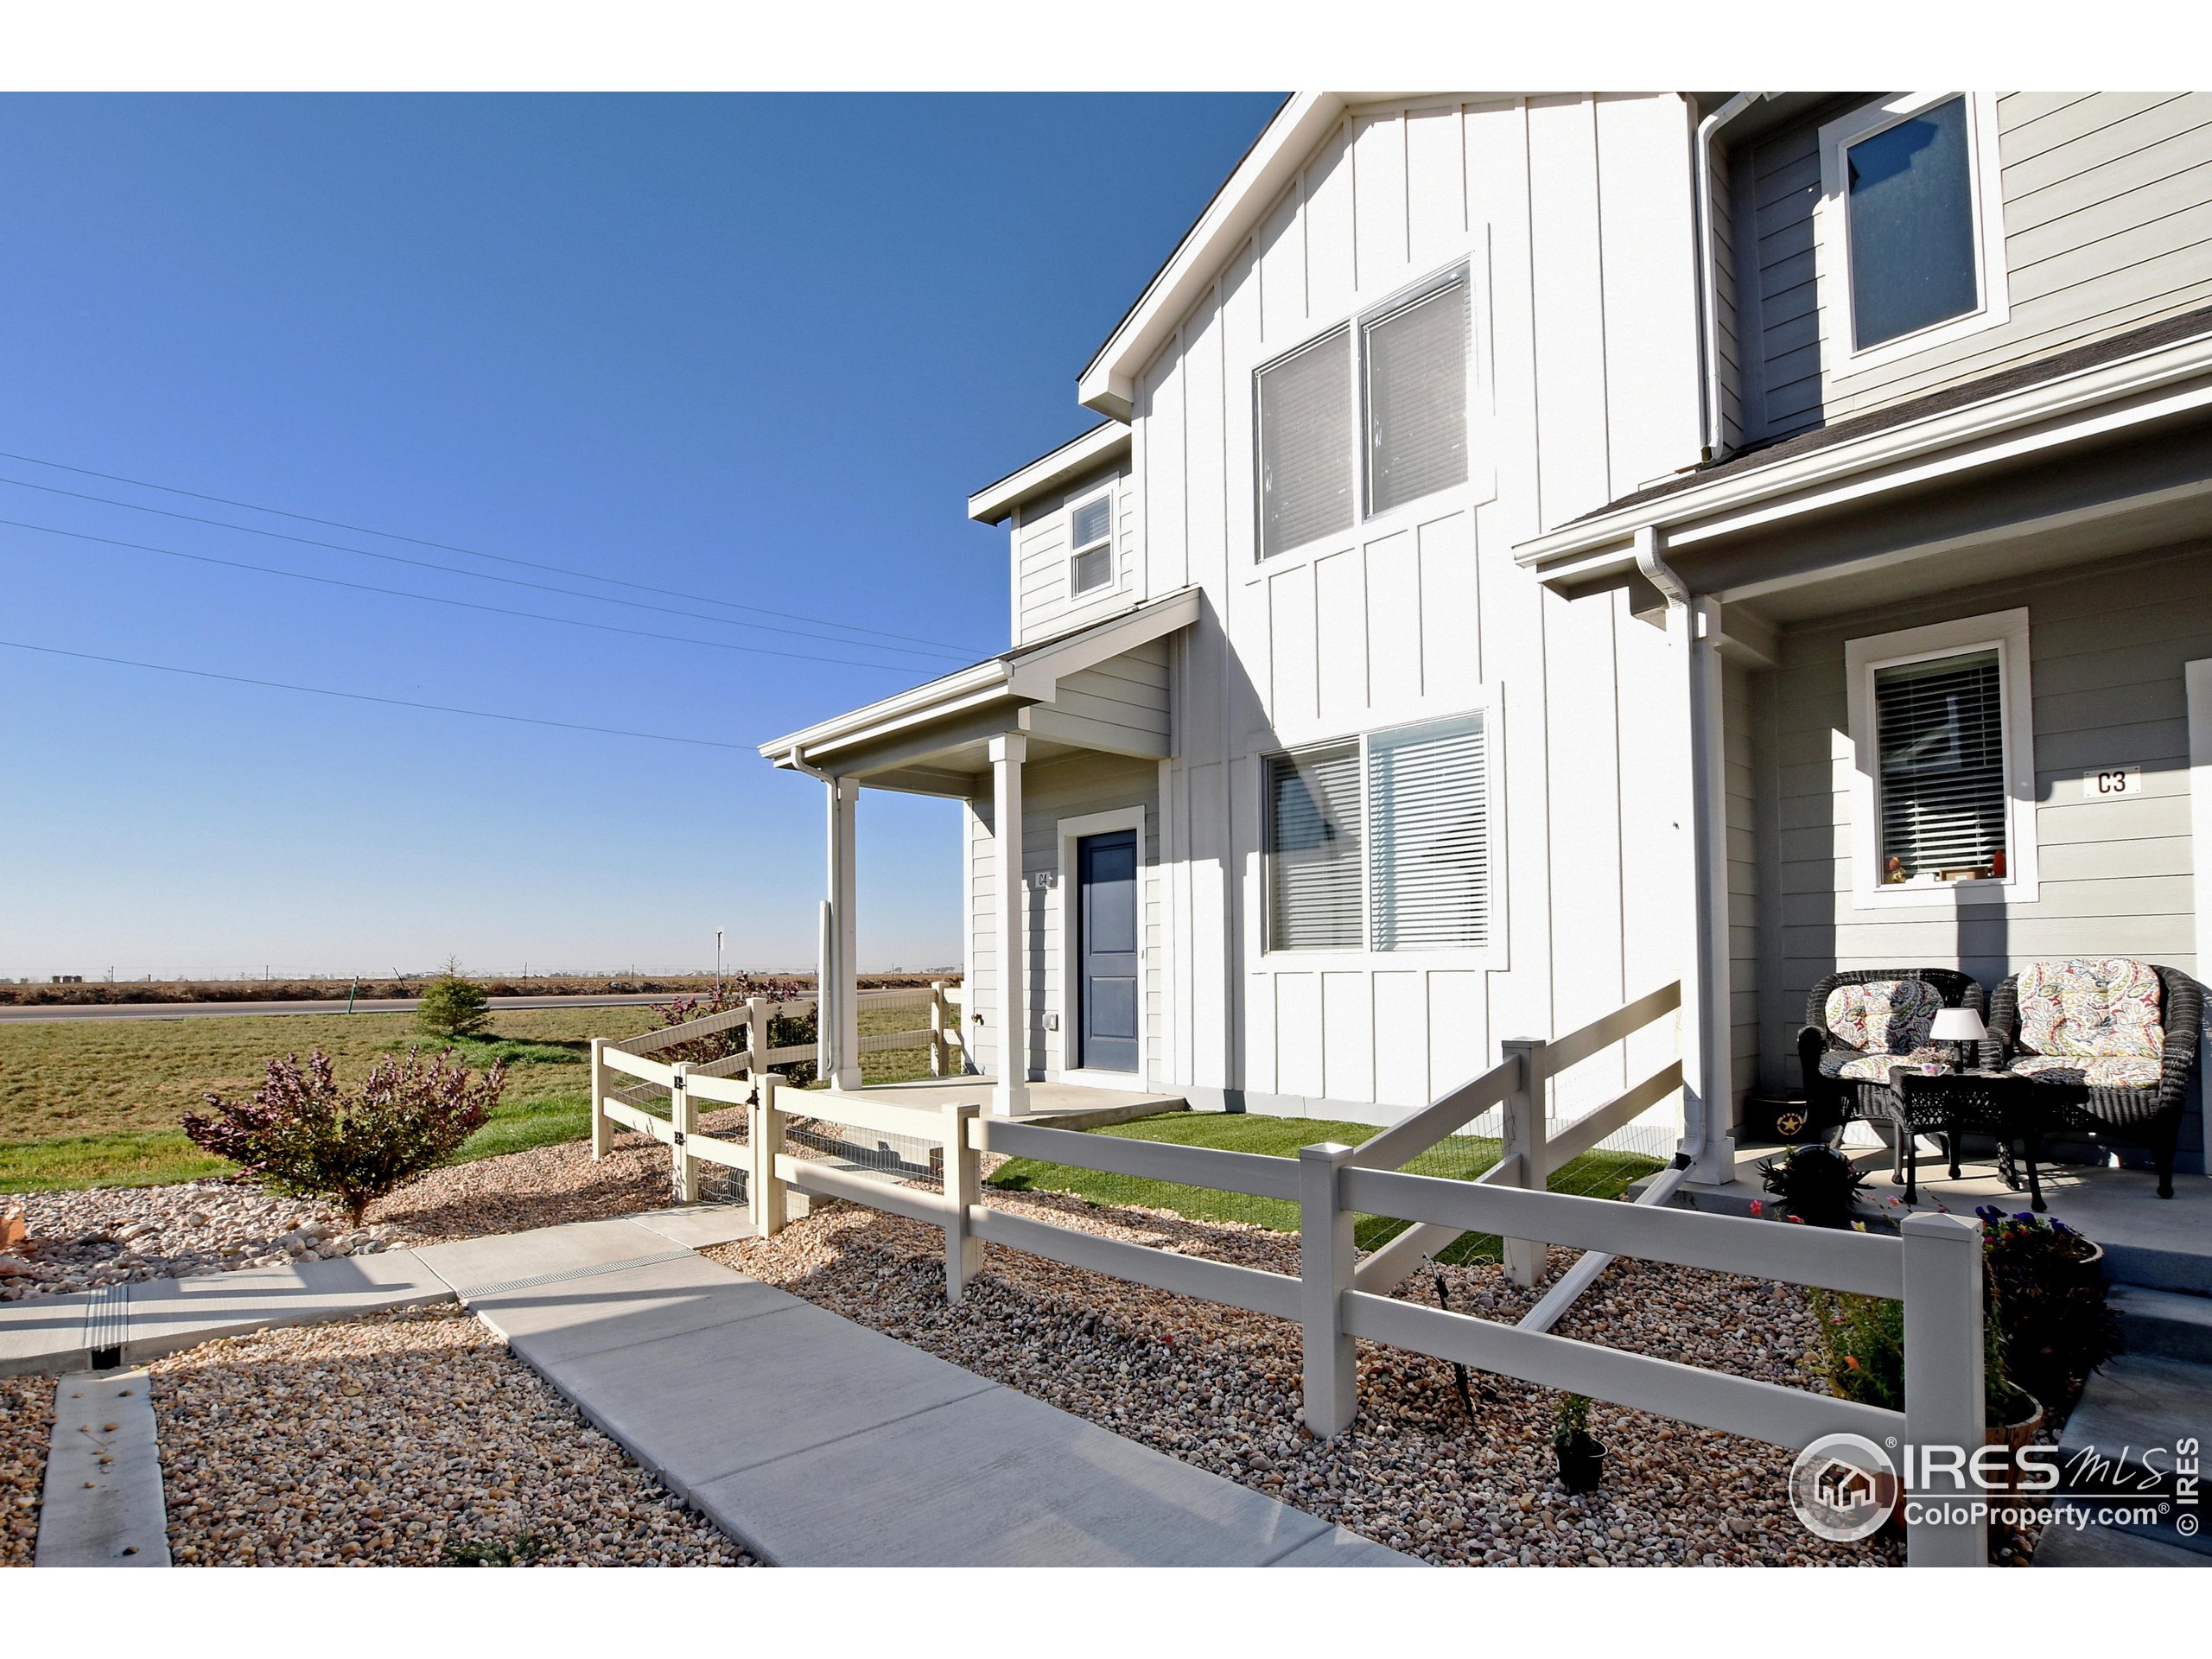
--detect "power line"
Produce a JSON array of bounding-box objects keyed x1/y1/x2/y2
[
  {"x1": 0, "y1": 469, "x2": 969, "y2": 663},
  {"x1": 0, "y1": 446, "x2": 982, "y2": 655},
  {"x1": 0, "y1": 514, "x2": 935, "y2": 674},
  {"x1": 0, "y1": 637, "x2": 753, "y2": 750}
]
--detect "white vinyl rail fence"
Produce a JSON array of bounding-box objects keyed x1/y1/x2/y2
[{"x1": 589, "y1": 977, "x2": 1985, "y2": 1567}]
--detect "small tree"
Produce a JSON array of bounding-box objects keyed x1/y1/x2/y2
[
  {"x1": 416, "y1": 957, "x2": 490, "y2": 1040},
  {"x1": 182, "y1": 1047, "x2": 506, "y2": 1225}
]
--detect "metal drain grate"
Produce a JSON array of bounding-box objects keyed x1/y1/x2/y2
[
  {"x1": 453, "y1": 1249, "x2": 696, "y2": 1301},
  {"x1": 82, "y1": 1284, "x2": 129, "y2": 1370}
]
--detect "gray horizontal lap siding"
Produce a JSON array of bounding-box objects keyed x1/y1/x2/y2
[
  {"x1": 1727, "y1": 92, "x2": 2212, "y2": 449},
  {"x1": 1755, "y1": 546, "x2": 2211, "y2": 1095}
]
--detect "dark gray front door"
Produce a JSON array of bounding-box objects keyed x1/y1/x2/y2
[{"x1": 1077, "y1": 830, "x2": 1139, "y2": 1073}]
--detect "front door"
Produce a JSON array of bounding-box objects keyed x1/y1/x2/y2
[{"x1": 1076, "y1": 830, "x2": 1139, "y2": 1072}]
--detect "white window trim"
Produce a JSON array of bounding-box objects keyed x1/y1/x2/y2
[
  {"x1": 1845, "y1": 607, "x2": 2037, "y2": 911},
  {"x1": 1255, "y1": 692, "x2": 1507, "y2": 969},
  {"x1": 1250, "y1": 258, "x2": 1488, "y2": 572},
  {"x1": 1065, "y1": 481, "x2": 1119, "y2": 600},
  {"x1": 1048, "y1": 804, "x2": 1149, "y2": 1086},
  {"x1": 1816, "y1": 91, "x2": 2010, "y2": 379}
]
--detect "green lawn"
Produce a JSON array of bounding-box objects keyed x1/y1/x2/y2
[
  {"x1": 0, "y1": 1006, "x2": 664, "y2": 1192},
  {"x1": 987, "y1": 1110, "x2": 1663, "y2": 1263},
  {"x1": 0, "y1": 995, "x2": 954, "y2": 1193}
]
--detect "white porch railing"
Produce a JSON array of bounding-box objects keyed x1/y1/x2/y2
[{"x1": 588, "y1": 978, "x2": 1987, "y2": 1567}]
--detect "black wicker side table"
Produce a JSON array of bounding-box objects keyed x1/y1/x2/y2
[{"x1": 1888, "y1": 1067, "x2": 2048, "y2": 1211}]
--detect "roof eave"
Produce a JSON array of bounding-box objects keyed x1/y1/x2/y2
[
  {"x1": 966, "y1": 422, "x2": 1132, "y2": 524},
  {"x1": 1513, "y1": 327, "x2": 2212, "y2": 574}
]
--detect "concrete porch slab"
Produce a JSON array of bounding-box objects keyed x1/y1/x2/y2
[{"x1": 838, "y1": 1075, "x2": 1187, "y2": 1130}]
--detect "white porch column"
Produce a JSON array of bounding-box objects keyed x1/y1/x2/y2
[
  {"x1": 830, "y1": 775, "x2": 861, "y2": 1090},
  {"x1": 990, "y1": 732, "x2": 1029, "y2": 1116},
  {"x1": 1644, "y1": 531, "x2": 1735, "y2": 1184}
]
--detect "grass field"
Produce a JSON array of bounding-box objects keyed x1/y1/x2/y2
[
  {"x1": 0, "y1": 1005, "x2": 664, "y2": 1193},
  {"x1": 0, "y1": 997, "x2": 953, "y2": 1194},
  {"x1": 987, "y1": 1110, "x2": 1664, "y2": 1263}
]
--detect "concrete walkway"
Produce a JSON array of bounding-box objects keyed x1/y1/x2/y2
[{"x1": 417, "y1": 1216, "x2": 1415, "y2": 1567}]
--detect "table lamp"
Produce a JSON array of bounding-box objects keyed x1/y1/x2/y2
[{"x1": 1930, "y1": 1006, "x2": 1987, "y2": 1071}]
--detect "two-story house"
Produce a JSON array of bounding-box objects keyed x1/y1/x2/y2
[{"x1": 760, "y1": 91, "x2": 2212, "y2": 1192}]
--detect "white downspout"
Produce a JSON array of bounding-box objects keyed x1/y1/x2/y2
[{"x1": 1694, "y1": 92, "x2": 1763, "y2": 463}]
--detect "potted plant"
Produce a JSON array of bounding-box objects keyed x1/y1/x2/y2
[
  {"x1": 1975, "y1": 1205, "x2": 2117, "y2": 1416},
  {"x1": 1554, "y1": 1393, "x2": 1605, "y2": 1493},
  {"x1": 1756, "y1": 1142, "x2": 1868, "y2": 1229}
]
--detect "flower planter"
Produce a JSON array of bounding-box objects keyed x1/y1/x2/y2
[
  {"x1": 1983, "y1": 1387, "x2": 2044, "y2": 1495},
  {"x1": 1557, "y1": 1440, "x2": 1606, "y2": 1494}
]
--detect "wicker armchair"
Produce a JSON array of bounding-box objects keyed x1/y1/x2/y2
[
  {"x1": 1798, "y1": 969, "x2": 1986, "y2": 1135},
  {"x1": 1985, "y1": 960, "x2": 2202, "y2": 1199}
]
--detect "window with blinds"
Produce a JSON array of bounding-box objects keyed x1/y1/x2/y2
[
  {"x1": 1874, "y1": 647, "x2": 2007, "y2": 884},
  {"x1": 1069, "y1": 489, "x2": 1114, "y2": 595},
  {"x1": 1368, "y1": 714, "x2": 1488, "y2": 950},
  {"x1": 1256, "y1": 327, "x2": 1353, "y2": 559},
  {"x1": 1365, "y1": 276, "x2": 1469, "y2": 516},
  {"x1": 1265, "y1": 745, "x2": 1362, "y2": 950}
]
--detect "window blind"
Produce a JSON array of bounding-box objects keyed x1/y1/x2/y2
[
  {"x1": 1266, "y1": 745, "x2": 1363, "y2": 950},
  {"x1": 1258, "y1": 327, "x2": 1353, "y2": 558},
  {"x1": 1069, "y1": 493, "x2": 1113, "y2": 594},
  {"x1": 1365, "y1": 279, "x2": 1469, "y2": 516},
  {"x1": 1874, "y1": 648, "x2": 2006, "y2": 882},
  {"x1": 1368, "y1": 714, "x2": 1488, "y2": 950}
]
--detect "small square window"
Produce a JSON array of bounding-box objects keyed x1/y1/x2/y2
[{"x1": 1068, "y1": 486, "x2": 1115, "y2": 596}]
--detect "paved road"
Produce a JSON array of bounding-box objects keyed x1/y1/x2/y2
[{"x1": 0, "y1": 992, "x2": 683, "y2": 1025}]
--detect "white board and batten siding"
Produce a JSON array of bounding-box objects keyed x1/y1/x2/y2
[
  {"x1": 1731, "y1": 91, "x2": 2212, "y2": 446},
  {"x1": 1135, "y1": 94, "x2": 1705, "y2": 1125},
  {"x1": 1757, "y1": 548, "x2": 2212, "y2": 1128}
]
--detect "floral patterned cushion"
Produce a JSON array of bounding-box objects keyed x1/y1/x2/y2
[
  {"x1": 2009, "y1": 1053, "x2": 2164, "y2": 1090},
  {"x1": 1822, "y1": 979, "x2": 1945, "y2": 1058},
  {"x1": 2013, "y1": 958, "x2": 2164, "y2": 1062},
  {"x1": 1821, "y1": 1048, "x2": 1946, "y2": 1083}
]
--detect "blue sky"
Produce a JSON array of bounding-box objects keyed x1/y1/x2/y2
[{"x1": 0, "y1": 92, "x2": 1281, "y2": 981}]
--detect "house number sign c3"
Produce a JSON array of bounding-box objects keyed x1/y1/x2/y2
[{"x1": 2084, "y1": 766, "x2": 2142, "y2": 798}]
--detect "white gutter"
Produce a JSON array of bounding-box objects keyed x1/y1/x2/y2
[{"x1": 968, "y1": 422, "x2": 1130, "y2": 524}]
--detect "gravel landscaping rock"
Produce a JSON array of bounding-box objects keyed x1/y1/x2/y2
[
  {"x1": 0, "y1": 1374, "x2": 54, "y2": 1567},
  {"x1": 149, "y1": 1304, "x2": 755, "y2": 1567},
  {"x1": 1, "y1": 1183, "x2": 400, "y2": 1300},
  {"x1": 706, "y1": 1187, "x2": 1906, "y2": 1567}
]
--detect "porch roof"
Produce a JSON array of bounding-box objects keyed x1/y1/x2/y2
[
  {"x1": 757, "y1": 586, "x2": 1199, "y2": 797},
  {"x1": 1516, "y1": 303, "x2": 2212, "y2": 620}
]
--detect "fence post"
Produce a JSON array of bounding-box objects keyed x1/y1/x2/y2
[
  {"x1": 588, "y1": 1037, "x2": 609, "y2": 1161},
  {"x1": 670, "y1": 1061, "x2": 696, "y2": 1205},
  {"x1": 1497, "y1": 1039, "x2": 1549, "y2": 1288},
  {"x1": 1297, "y1": 1142, "x2": 1358, "y2": 1438},
  {"x1": 1902, "y1": 1211, "x2": 1986, "y2": 1567},
  {"x1": 745, "y1": 995, "x2": 768, "y2": 1077},
  {"x1": 930, "y1": 981, "x2": 948, "y2": 1077},
  {"x1": 943, "y1": 1101, "x2": 982, "y2": 1303},
  {"x1": 749, "y1": 1071, "x2": 787, "y2": 1236}
]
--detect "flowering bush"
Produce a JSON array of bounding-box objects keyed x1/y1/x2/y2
[
  {"x1": 182, "y1": 1047, "x2": 506, "y2": 1224},
  {"x1": 1755, "y1": 1142, "x2": 1868, "y2": 1228},
  {"x1": 1975, "y1": 1205, "x2": 2118, "y2": 1411},
  {"x1": 652, "y1": 977, "x2": 815, "y2": 1081}
]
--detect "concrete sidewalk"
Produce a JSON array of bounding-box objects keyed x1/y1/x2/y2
[
  {"x1": 0, "y1": 1204, "x2": 751, "y2": 1376},
  {"x1": 421, "y1": 1217, "x2": 1416, "y2": 1567}
]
